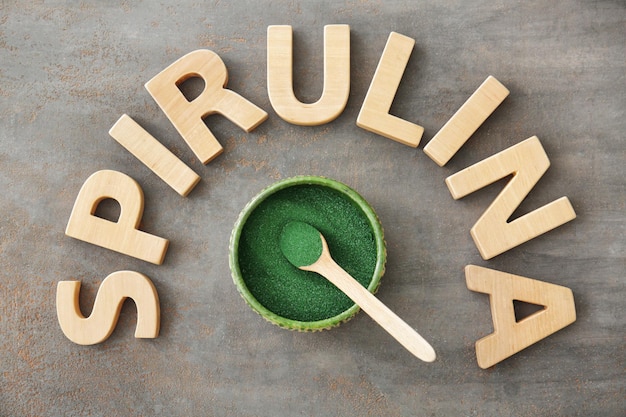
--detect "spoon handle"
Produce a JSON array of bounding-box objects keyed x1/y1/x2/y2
[{"x1": 310, "y1": 254, "x2": 437, "y2": 363}]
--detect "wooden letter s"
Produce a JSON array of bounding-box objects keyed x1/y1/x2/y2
[{"x1": 56, "y1": 271, "x2": 160, "y2": 345}]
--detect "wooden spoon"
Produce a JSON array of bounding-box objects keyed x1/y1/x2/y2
[{"x1": 279, "y1": 221, "x2": 436, "y2": 362}]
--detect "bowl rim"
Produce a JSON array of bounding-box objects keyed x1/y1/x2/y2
[{"x1": 229, "y1": 175, "x2": 386, "y2": 331}]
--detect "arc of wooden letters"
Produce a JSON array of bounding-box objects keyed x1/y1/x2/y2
[{"x1": 61, "y1": 26, "x2": 577, "y2": 367}]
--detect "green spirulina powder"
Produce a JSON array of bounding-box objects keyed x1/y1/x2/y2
[{"x1": 238, "y1": 185, "x2": 378, "y2": 322}]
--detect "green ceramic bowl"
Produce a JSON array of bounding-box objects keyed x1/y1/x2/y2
[{"x1": 229, "y1": 176, "x2": 386, "y2": 331}]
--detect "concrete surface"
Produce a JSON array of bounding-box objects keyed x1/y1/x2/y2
[{"x1": 1, "y1": 1, "x2": 624, "y2": 416}]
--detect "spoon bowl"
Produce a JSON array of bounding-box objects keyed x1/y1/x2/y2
[{"x1": 280, "y1": 221, "x2": 436, "y2": 362}]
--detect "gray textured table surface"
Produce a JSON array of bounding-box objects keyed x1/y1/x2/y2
[{"x1": 1, "y1": 1, "x2": 624, "y2": 416}]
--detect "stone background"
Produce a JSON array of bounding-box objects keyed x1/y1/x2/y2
[{"x1": 0, "y1": 1, "x2": 624, "y2": 416}]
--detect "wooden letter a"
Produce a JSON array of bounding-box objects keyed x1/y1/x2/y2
[{"x1": 465, "y1": 265, "x2": 576, "y2": 369}]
